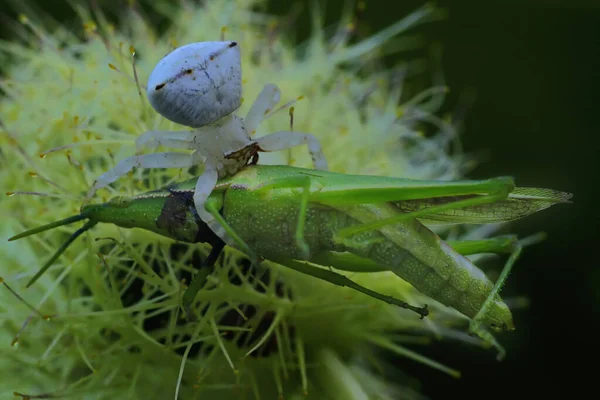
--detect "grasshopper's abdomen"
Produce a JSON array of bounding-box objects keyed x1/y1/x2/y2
[{"x1": 335, "y1": 203, "x2": 513, "y2": 330}]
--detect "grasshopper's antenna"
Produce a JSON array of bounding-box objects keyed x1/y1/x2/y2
[
  {"x1": 24, "y1": 220, "x2": 98, "y2": 288},
  {"x1": 8, "y1": 214, "x2": 98, "y2": 288},
  {"x1": 8, "y1": 214, "x2": 87, "y2": 241}
]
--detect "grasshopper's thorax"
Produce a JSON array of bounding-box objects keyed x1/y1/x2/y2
[
  {"x1": 325, "y1": 202, "x2": 516, "y2": 329},
  {"x1": 221, "y1": 181, "x2": 343, "y2": 259}
]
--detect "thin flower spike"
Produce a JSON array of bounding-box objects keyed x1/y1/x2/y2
[{"x1": 0, "y1": 1, "x2": 561, "y2": 399}]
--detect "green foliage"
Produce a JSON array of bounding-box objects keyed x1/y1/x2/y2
[{"x1": 0, "y1": 1, "x2": 496, "y2": 398}]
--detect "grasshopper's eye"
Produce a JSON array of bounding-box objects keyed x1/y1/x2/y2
[
  {"x1": 108, "y1": 196, "x2": 133, "y2": 208},
  {"x1": 146, "y1": 41, "x2": 242, "y2": 128}
]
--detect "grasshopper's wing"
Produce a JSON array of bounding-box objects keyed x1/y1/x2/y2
[
  {"x1": 248, "y1": 165, "x2": 518, "y2": 204},
  {"x1": 245, "y1": 165, "x2": 571, "y2": 224},
  {"x1": 393, "y1": 187, "x2": 573, "y2": 225}
]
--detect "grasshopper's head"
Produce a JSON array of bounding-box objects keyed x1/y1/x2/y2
[
  {"x1": 84, "y1": 191, "x2": 224, "y2": 248},
  {"x1": 482, "y1": 300, "x2": 516, "y2": 332},
  {"x1": 7, "y1": 210, "x2": 96, "y2": 288},
  {"x1": 80, "y1": 195, "x2": 132, "y2": 213}
]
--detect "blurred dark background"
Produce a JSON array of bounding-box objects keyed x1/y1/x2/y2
[{"x1": 0, "y1": 0, "x2": 595, "y2": 398}]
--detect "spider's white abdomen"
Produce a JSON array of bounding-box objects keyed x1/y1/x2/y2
[{"x1": 147, "y1": 41, "x2": 242, "y2": 128}]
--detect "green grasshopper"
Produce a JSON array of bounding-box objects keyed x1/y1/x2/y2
[{"x1": 9, "y1": 164, "x2": 571, "y2": 345}]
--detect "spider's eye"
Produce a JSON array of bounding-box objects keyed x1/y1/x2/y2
[{"x1": 147, "y1": 41, "x2": 242, "y2": 128}]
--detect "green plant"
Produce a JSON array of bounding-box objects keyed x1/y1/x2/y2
[{"x1": 0, "y1": 1, "x2": 522, "y2": 398}]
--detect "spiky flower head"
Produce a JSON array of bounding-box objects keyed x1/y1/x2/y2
[{"x1": 1, "y1": 1, "x2": 491, "y2": 398}]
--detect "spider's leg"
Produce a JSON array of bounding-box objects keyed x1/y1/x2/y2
[
  {"x1": 136, "y1": 124, "x2": 224, "y2": 152},
  {"x1": 192, "y1": 165, "x2": 260, "y2": 265},
  {"x1": 256, "y1": 131, "x2": 328, "y2": 170},
  {"x1": 192, "y1": 164, "x2": 235, "y2": 247},
  {"x1": 87, "y1": 152, "x2": 194, "y2": 198},
  {"x1": 136, "y1": 130, "x2": 200, "y2": 151},
  {"x1": 244, "y1": 83, "x2": 281, "y2": 135}
]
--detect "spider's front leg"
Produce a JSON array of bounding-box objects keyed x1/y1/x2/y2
[
  {"x1": 135, "y1": 125, "x2": 222, "y2": 153},
  {"x1": 244, "y1": 83, "x2": 281, "y2": 135},
  {"x1": 165, "y1": 129, "x2": 240, "y2": 249},
  {"x1": 191, "y1": 161, "x2": 225, "y2": 239},
  {"x1": 88, "y1": 126, "x2": 221, "y2": 199},
  {"x1": 246, "y1": 83, "x2": 328, "y2": 171},
  {"x1": 256, "y1": 131, "x2": 328, "y2": 170},
  {"x1": 86, "y1": 152, "x2": 195, "y2": 199},
  {"x1": 191, "y1": 158, "x2": 262, "y2": 268},
  {"x1": 135, "y1": 130, "x2": 200, "y2": 152}
]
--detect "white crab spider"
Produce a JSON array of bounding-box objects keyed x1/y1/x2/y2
[{"x1": 87, "y1": 41, "x2": 328, "y2": 247}]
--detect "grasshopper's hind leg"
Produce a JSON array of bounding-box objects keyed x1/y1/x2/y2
[
  {"x1": 273, "y1": 258, "x2": 429, "y2": 318},
  {"x1": 465, "y1": 234, "x2": 546, "y2": 360}
]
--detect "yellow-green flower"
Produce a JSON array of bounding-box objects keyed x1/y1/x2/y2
[{"x1": 0, "y1": 1, "x2": 491, "y2": 398}]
